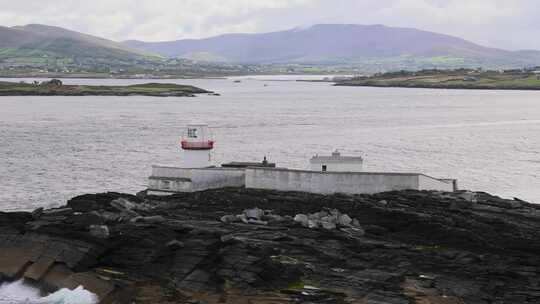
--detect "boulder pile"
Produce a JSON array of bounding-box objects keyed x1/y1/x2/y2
[
  {"x1": 293, "y1": 208, "x2": 361, "y2": 230},
  {"x1": 220, "y1": 207, "x2": 361, "y2": 231},
  {"x1": 220, "y1": 207, "x2": 287, "y2": 225}
]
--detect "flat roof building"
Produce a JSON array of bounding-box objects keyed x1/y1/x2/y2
[{"x1": 310, "y1": 150, "x2": 363, "y2": 172}]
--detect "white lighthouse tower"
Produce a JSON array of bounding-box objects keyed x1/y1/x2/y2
[{"x1": 180, "y1": 123, "x2": 214, "y2": 168}]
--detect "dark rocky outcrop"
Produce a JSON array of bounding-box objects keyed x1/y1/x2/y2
[{"x1": 1, "y1": 188, "x2": 540, "y2": 303}]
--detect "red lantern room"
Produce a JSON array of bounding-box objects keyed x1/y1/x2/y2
[{"x1": 180, "y1": 124, "x2": 214, "y2": 167}]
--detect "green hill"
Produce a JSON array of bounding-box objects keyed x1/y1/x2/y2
[{"x1": 0, "y1": 24, "x2": 160, "y2": 71}]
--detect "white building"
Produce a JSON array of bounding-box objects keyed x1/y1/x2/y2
[
  {"x1": 310, "y1": 150, "x2": 363, "y2": 172},
  {"x1": 147, "y1": 131, "x2": 457, "y2": 196}
]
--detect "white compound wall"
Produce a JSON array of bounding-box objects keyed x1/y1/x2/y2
[
  {"x1": 245, "y1": 168, "x2": 455, "y2": 195},
  {"x1": 148, "y1": 165, "x2": 245, "y2": 194}
]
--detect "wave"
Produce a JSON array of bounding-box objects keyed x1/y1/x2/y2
[{"x1": 0, "y1": 280, "x2": 97, "y2": 304}]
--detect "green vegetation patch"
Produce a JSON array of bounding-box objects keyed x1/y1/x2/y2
[
  {"x1": 0, "y1": 79, "x2": 210, "y2": 96},
  {"x1": 337, "y1": 68, "x2": 540, "y2": 90}
]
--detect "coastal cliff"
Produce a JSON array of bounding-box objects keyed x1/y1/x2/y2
[{"x1": 1, "y1": 188, "x2": 540, "y2": 303}]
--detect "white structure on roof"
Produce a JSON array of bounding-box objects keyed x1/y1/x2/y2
[
  {"x1": 181, "y1": 123, "x2": 214, "y2": 168},
  {"x1": 310, "y1": 150, "x2": 363, "y2": 172}
]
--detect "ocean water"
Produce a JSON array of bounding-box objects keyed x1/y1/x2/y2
[{"x1": 0, "y1": 76, "x2": 539, "y2": 211}]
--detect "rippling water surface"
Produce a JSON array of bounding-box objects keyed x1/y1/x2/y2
[{"x1": 1, "y1": 76, "x2": 539, "y2": 211}]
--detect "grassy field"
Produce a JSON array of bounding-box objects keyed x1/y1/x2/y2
[
  {"x1": 0, "y1": 80, "x2": 211, "y2": 96},
  {"x1": 337, "y1": 70, "x2": 540, "y2": 90}
]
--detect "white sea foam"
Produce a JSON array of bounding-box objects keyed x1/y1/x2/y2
[
  {"x1": 0, "y1": 280, "x2": 98, "y2": 304},
  {"x1": 0, "y1": 280, "x2": 41, "y2": 303},
  {"x1": 36, "y1": 286, "x2": 97, "y2": 304}
]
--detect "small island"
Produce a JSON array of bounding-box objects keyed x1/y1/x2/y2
[
  {"x1": 0, "y1": 79, "x2": 212, "y2": 97},
  {"x1": 336, "y1": 68, "x2": 540, "y2": 90}
]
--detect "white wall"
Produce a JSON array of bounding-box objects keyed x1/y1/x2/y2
[
  {"x1": 246, "y1": 168, "x2": 453, "y2": 195},
  {"x1": 190, "y1": 168, "x2": 245, "y2": 191},
  {"x1": 151, "y1": 165, "x2": 192, "y2": 179},
  {"x1": 148, "y1": 177, "x2": 192, "y2": 193},
  {"x1": 183, "y1": 150, "x2": 211, "y2": 168},
  {"x1": 309, "y1": 162, "x2": 363, "y2": 172},
  {"x1": 149, "y1": 166, "x2": 455, "y2": 195},
  {"x1": 148, "y1": 166, "x2": 244, "y2": 193},
  {"x1": 418, "y1": 175, "x2": 454, "y2": 192}
]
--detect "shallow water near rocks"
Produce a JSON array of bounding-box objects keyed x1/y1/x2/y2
[{"x1": 0, "y1": 75, "x2": 539, "y2": 211}]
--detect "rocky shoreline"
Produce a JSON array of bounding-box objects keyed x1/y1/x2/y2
[
  {"x1": 335, "y1": 81, "x2": 540, "y2": 91},
  {"x1": 1, "y1": 188, "x2": 540, "y2": 303}
]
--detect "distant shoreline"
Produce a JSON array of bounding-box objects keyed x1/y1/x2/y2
[
  {"x1": 335, "y1": 70, "x2": 540, "y2": 91},
  {"x1": 335, "y1": 82, "x2": 540, "y2": 91},
  {"x1": 0, "y1": 75, "x2": 227, "y2": 80},
  {"x1": 0, "y1": 73, "x2": 350, "y2": 80}
]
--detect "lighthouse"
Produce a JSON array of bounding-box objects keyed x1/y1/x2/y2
[{"x1": 180, "y1": 123, "x2": 214, "y2": 168}]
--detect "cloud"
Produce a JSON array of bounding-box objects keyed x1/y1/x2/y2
[{"x1": 0, "y1": 0, "x2": 538, "y2": 50}]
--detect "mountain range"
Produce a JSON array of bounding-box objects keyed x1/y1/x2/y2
[
  {"x1": 124, "y1": 24, "x2": 540, "y2": 68},
  {"x1": 1, "y1": 23, "x2": 540, "y2": 72}
]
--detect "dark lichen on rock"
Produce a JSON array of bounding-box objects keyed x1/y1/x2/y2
[{"x1": 1, "y1": 188, "x2": 540, "y2": 303}]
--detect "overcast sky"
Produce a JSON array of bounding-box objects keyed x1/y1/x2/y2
[{"x1": 1, "y1": 0, "x2": 538, "y2": 50}]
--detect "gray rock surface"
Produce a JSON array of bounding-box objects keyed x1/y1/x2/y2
[
  {"x1": 139, "y1": 215, "x2": 165, "y2": 223},
  {"x1": 89, "y1": 225, "x2": 109, "y2": 238},
  {"x1": 244, "y1": 207, "x2": 264, "y2": 220},
  {"x1": 294, "y1": 214, "x2": 309, "y2": 227},
  {"x1": 1, "y1": 188, "x2": 540, "y2": 304},
  {"x1": 166, "y1": 239, "x2": 184, "y2": 250},
  {"x1": 294, "y1": 208, "x2": 357, "y2": 230}
]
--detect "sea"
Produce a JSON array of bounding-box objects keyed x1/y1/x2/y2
[{"x1": 1, "y1": 75, "x2": 539, "y2": 214}]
